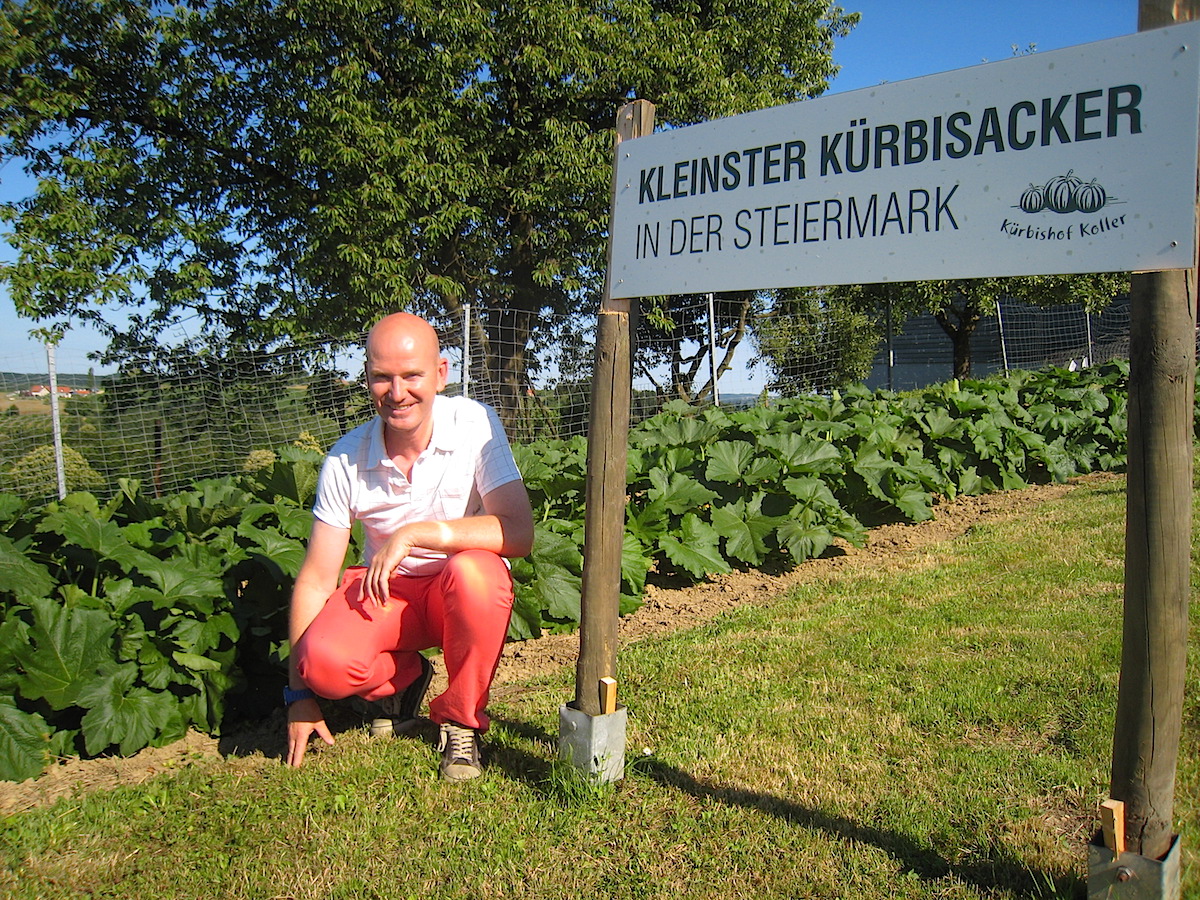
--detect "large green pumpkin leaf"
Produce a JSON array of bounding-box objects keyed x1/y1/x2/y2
[
  {"x1": 658, "y1": 514, "x2": 730, "y2": 579},
  {"x1": 920, "y1": 406, "x2": 962, "y2": 441},
  {"x1": 507, "y1": 594, "x2": 543, "y2": 640},
  {"x1": 784, "y1": 475, "x2": 840, "y2": 511},
  {"x1": 13, "y1": 597, "x2": 116, "y2": 711},
  {"x1": 0, "y1": 492, "x2": 25, "y2": 523},
  {"x1": 638, "y1": 416, "x2": 721, "y2": 449},
  {"x1": 138, "y1": 642, "x2": 176, "y2": 691},
  {"x1": 777, "y1": 516, "x2": 836, "y2": 562},
  {"x1": 164, "y1": 481, "x2": 253, "y2": 534},
  {"x1": 507, "y1": 557, "x2": 542, "y2": 639},
  {"x1": 40, "y1": 509, "x2": 170, "y2": 583},
  {"x1": 798, "y1": 417, "x2": 856, "y2": 441},
  {"x1": 620, "y1": 533, "x2": 653, "y2": 595},
  {"x1": 850, "y1": 450, "x2": 892, "y2": 501},
  {"x1": 890, "y1": 485, "x2": 934, "y2": 522},
  {"x1": 647, "y1": 468, "x2": 717, "y2": 515},
  {"x1": 705, "y1": 441, "x2": 780, "y2": 485},
  {"x1": 100, "y1": 579, "x2": 168, "y2": 616},
  {"x1": 0, "y1": 533, "x2": 55, "y2": 603},
  {"x1": 968, "y1": 417, "x2": 1006, "y2": 458},
  {"x1": 530, "y1": 526, "x2": 583, "y2": 572},
  {"x1": 759, "y1": 433, "x2": 842, "y2": 474},
  {"x1": 78, "y1": 662, "x2": 177, "y2": 756},
  {"x1": 626, "y1": 500, "x2": 668, "y2": 545},
  {"x1": 253, "y1": 458, "x2": 316, "y2": 506},
  {"x1": 133, "y1": 557, "x2": 223, "y2": 615},
  {"x1": 0, "y1": 696, "x2": 51, "y2": 782},
  {"x1": 238, "y1": 522, "x2": 307, "y2": 580},
  {"x1": 173, "y1": 682, "x2": 221, "y2": 737},
  {"x1": 711, "y1": 496, "x2": 777, "y2": 566},
  {"x1": 0, "y1": 616, "x2": 30, "y2": 695},
  {"x1": 275, "y1": 504, "x2": 316, "y2": 540},
  {"x1": 539, "y1": 568, "x2": 583, "y2": 624},
  {"x1": 37, "y1": 503, "x2": 114, "y2": 545},
  {"x1": 162, "y1": 611, "x2": 239, "y2": 659},
  {"x1": 172, "y1": 651, "x2": 224, "y2": 672}
]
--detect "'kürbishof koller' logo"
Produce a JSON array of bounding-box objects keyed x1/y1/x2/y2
[{"x1": 1002, "y1": 169, "x2": 1126, "y2": 242}]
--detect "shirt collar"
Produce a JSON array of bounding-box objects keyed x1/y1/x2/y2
[
  {"x1": 367, "y1": 395, "x2": 456, "y2": 468},
  {"x1": 427, "y1": 395, "x2": 458, "y2": 452}
]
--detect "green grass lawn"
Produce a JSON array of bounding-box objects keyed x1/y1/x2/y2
[{"x1": 1, "y1": 472, "x2": 1196, "y2": 899}]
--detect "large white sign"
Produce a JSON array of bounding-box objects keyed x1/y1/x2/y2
[{"x1": 608, "y1": 22, "x2": 1200, "y2": 299}]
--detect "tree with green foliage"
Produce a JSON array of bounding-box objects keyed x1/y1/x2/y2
[
  {"x1": 751, "y1": 288, "x2": 882, "y2": 395},
  {"x1": 0, "y1": 0, "x2": 858, "y2": 425},
  {"x1": 756, "y1": 274, "x2": 1130, "y2": 384},
  {"x1": 889, "y1": 275, "x2": 1130, "y2": 379}
]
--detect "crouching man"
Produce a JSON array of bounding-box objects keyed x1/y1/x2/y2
[{"x1": 285, "y1": 312, "x2": 534, "y2": 781}]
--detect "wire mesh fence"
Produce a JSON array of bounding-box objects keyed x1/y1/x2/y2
[{"x1": 1, "y1": 294, "x2": 1130, "y2": 503}]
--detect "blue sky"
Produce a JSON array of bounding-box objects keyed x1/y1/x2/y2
[{"x1": 1, "y1": 1, "x2": 1138, "y2": 377}]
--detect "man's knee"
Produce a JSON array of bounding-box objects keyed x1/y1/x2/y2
[
  {"x1": 294, "y1": 640, "x2": 370, "y2": 700},
  {"x1": 446, "y1": 548, "x2": 509, "y2": 578},
  {"x1": 442, "y1": 550, "x2": 514, "y2": 614}
]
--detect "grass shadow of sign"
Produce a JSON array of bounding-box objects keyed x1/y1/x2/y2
[{"x1": 634, "y1": 757, "x2": 1079, "y2": 899}]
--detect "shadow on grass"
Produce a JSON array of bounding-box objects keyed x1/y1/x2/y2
[
  {"x1": 485, "y1": 716, "x2": 561, "y2": 790},
  {"x1": 481, "y1": 716, "x2": 1080, "y2": 897},
  {"x1": 636, "y1": 758, "x2": 1082, "y2": 899},
  {"x1": 216, "y1": 707, "x2": 1079, "y2": 897}
]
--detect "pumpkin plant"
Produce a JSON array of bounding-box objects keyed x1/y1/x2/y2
[{"x1": 0, "y1": 363, "x2": 1139, "y2": 779}]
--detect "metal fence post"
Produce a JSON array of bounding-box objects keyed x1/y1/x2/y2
[
  {"x1": 1085, "y1": 310, "x2": 1095, "y2": 367},
  {"x1": 462, "y1": 304, "x2": 472, "y2": 399},
  {"x1": 995, "y1": 299, "x2": 1010, "y2": 373},
  {"x1": 707, "y1": 293, "x2": 720, "y2": 406},
  {"x1": 46, "y1": 342, "x2": 66, "y2": 500}
]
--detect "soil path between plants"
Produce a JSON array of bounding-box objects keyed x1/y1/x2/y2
[{"x1": 0, "y1": 476, "x2": 1117, "y2": 814}]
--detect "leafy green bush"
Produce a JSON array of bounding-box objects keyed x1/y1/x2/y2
[
  {"x1": 5, "y1": 444, "x2": 106, "y2": 498},
  {"x1": 0, "y1": 364, "x2": 1136, "y2": 779}
]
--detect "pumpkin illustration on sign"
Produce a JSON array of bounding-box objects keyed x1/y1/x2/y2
[
  {"x1": 1019, "y1": 183, "x2": 1045, "y2": 213},
  {"x1": 1044, "y1": 170, "x2": 1083, "y2": 213},
  {"x1": 1017, "y1": 170, "x2": 1111, "y2": 215},
  {"x1": 1075, "y1": 179, "x2": 1107, "y2": 214}
]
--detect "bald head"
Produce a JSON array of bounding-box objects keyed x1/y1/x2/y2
[
  {"x1": 366, "y1": 312, "x2": 441, "y2": 365},
  {"x1": 364, "y1": 313, "x2": 449, "y2": 447}
]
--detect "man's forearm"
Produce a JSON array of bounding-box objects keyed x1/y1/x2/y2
[
  {"x1": 397, "y1": 514, "x2": 510, "y2": 557},
  {"x1": 288, "y1": 582, "x2": 331, "y2": 689}
]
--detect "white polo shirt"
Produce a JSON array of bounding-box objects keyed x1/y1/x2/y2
[{"x1": 312, "y1": 395, "x2": 523, "y2": 575}]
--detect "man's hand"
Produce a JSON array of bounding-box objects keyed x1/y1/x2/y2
[
  {"x1": 286, "y1": 697, "x2": 335, "y2": 767},
  {"x1": 364, "y1": 526, "x2": 419, "y2": 607}
]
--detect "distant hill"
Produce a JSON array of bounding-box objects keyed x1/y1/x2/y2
[
  {"x1": 715, "y1": 392, "x2": 763, "y2": 407},
  {"x1": 1, "y1": 372, "x2": 101, "y2": 392}
]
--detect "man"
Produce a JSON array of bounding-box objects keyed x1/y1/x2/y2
[{"x1": 285, "y1": 312, "x2": 534, "y2": 780}]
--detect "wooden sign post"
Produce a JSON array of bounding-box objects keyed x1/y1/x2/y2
[
  {"x1": 1102, "y1": 0, "x2": 1197, "y2": 868},
  {"x1": 573, "y1": 100, "x2": 655, "y2": 719}
]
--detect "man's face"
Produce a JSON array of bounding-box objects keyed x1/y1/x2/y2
[{"x1": 365, "y1": 335, "x2": 448, "y2": 443}]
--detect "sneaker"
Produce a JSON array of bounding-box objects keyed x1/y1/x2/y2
[
  {"x1": 437, "y1": 722, "x2": 482, "y2": 782},
  {"x1": 368, "y1": 655, "x2": 434, "y2": 738}
]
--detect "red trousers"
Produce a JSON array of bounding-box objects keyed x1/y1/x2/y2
[{"x1": 294, "y1": 549, "x2": 514, "y2": 731}]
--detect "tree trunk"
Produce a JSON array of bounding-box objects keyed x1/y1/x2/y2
[
  {"x1": 479, "y1": 303, "x2": 534, "y2": 430},
  {"x1": 933, "y1": 300, "x2": 981, "y2": 379}
]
